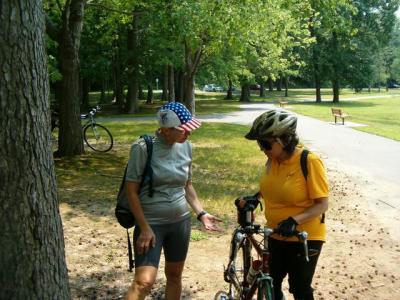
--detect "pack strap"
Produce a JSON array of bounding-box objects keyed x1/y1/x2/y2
[
  {"x1": 127, "y1": 229, "x2": 134, "y2": 272},
  {"x1": 300, "y1": 149, "x2": 325, "y2": 224},
  {"x1": 141, "y1": 135, "x2": 154, "y2": 197}
]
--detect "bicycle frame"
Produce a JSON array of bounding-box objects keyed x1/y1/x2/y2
[
  {"x1": 226, "y1": 225, "x2": 274, "y2": 300},
  {"x1": 223, "y1": 195, "x2": 309, "y2": 300}
]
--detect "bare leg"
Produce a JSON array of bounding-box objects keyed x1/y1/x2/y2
[
  {"x1": 165, "y1": 261, "x2": 185, "y2": 300},
  {"x1": 125, "y1": 266, "x2": 158, "y2": 300}
]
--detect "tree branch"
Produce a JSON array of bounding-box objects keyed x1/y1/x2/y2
[{"x1": 86, "y1": 2, "x2": 130, "y2": 15}]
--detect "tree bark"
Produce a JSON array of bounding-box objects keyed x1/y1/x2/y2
[
  {"x1": 226, "y1": 78, "x2": 234, "y2": 100},
  {"x1": 259, "y1": 83, "x2": 265, "y2": 97},
  {"x1": 332, "y1": 79, "x2": 340, "y2": 103},
  {"x1": 284, "y1": 77, "x2": 288, "y2": 97},
  {"x1": 168, "y1": 65, "x2": 175, "y2": 102},
  {"x1": 146, "y1": 84, "x2": 153, "y2": 104},
  {"x1": 125, "y1": 10, "x2": 140, "y2": 113},
  {"x1": 276, "y1": 77, "x2": 282, "y2": 91},
  {"x1": 112, "y1": 33, "x2": 125, "y2": 110},
  {"x1": 175, "y1": 69, "x2": 184, "y2": 103},
  {"x1": 0, "y1": 1, "x2": 70, "y2": 298},
  {"x1": 57, "y1": 0, "x2": 86, "y2": 156},
  {"x1": 183, "y1": 42, "x2": 203, "y2": 114},
  {"x1": 268, "y1": 77, "x2": 274, "y2": 92},
  {"x1": 240, "y1": 84, "x2": 251, "y2": 102}
]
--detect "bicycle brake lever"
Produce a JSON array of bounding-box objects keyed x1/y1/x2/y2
[{"x1": 297, "y1": 231, "x2": 309, "y2": 262}]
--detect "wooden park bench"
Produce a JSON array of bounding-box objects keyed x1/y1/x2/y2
[
  {"x1": 278, "y1": 101, "x2": 288, "y2": 108},
  {"x1": 331, "y1": 108, "x2": 350, "y2": 125}
]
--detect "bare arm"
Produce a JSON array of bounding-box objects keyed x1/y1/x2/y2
[
  {"x1": 292, "y1": 197, "x2": 328, "y2": 225},
  {"x1": 126, "y1": 181, "x2": 155, "y2": 253},
  {"x1": 185, "y1": 181, "x2": 223, "y2": 231}
]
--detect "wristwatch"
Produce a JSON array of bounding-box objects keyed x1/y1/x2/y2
[{"x1": 197, "y1": 210, "x2": 208, "y2": 221}]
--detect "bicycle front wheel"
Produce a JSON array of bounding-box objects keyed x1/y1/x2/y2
[
  {"x1": 257, "y1": 278, "x2": 274, "y2": 300},
  {"x1": 229, "y1": 239, "x2": 251, "y2": 299},
  {"x1": 83, "y1": 123, "x2": 113, "y2": 152}
]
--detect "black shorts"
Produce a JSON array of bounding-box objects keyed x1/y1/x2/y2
[{"x1": 133, "y1": 218, "x2": 191, "y2": 268}]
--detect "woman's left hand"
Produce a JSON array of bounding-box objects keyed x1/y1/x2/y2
[{"x1": 200, "y1": 214, "x2": 223, "y2": 232}]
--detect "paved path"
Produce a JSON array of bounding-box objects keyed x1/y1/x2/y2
[{"x1": 200, "y1": 103, "x2": 400, "y2": 239}]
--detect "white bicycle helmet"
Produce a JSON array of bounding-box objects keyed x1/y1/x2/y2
[{"x1": 245, "y1": 108, "x2": 297, "y2": 140}]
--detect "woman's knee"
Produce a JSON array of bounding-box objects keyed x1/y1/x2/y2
[{"x1": 165, "y1": 261, "x2": 184, "y2": 282}]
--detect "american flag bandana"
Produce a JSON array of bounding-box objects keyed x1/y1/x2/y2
[{"x1": 157, "y1": 102, "x2": 201, "y2": 132}]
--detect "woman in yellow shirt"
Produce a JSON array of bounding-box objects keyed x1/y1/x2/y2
[{"x1": 245, "y1": 108, "x2": 329, "y2": 300}]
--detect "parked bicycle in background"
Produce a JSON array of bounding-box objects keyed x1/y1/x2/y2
[
  {"x1": 215, "y1": 194, "x2": 309, "y2": 300},
  {"x1": 51, "y1": 105, "x2": 113, "y2": 152}
]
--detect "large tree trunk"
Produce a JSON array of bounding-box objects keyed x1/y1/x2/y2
[
  {"x1": 168, "y1": 65, "x2": 175, "y2": 102},
  {"x1": 0, "y1": 1, "x2": 70, "y2": 298},
  {"x1": 125, "y1": 10, "x2": 140, "y2": 113},
  {"x1": 226, "y1": 78, "x2": 234, "y2": 100},
  {"x1": 57, "y1": 0, "x2": 86, "y2": 156},
  {"x1": 240, "y1": 84, "x2": 251, "y2": 102},
  {"x1": 332, "y1": 79, "x2": 340, "y2": 103},
  {"x1": 184, "y1": 74, "x2": 196, "y2": 113}
]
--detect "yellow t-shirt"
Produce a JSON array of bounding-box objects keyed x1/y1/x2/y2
[{"x1": 259, "y1": 147, "x2": 329, "y2": 241}]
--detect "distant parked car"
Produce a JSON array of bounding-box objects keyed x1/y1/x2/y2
[
  {"x1": 203, "y1": 84, "x2": 224, "y2": 92},
  {"x1": 388, "y1": 83, "x2": 400, "y2": 88},
  {"x1": 249, "y1": 84, "x2": 261, "y2": 90}
]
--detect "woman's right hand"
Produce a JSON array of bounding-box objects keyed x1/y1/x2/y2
[{"x1": 136, "y1": 226, "x2": 156, "y2": 254}]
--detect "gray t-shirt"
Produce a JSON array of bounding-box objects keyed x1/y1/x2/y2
[{"x1": 125, "y1": 132, "x2": 192, "y2": 224}]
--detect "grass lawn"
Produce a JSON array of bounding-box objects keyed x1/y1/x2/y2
[{"x1": 55, "y1": 122, "x2": 264, "y2": 232}]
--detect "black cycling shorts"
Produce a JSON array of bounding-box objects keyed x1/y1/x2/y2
[{"x1": 133, "y1": 218, "x2": 191, "y2": 268}]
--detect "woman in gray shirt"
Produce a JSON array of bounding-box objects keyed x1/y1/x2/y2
[{"x1": 125, "y1": 102, "x2": 222, "y2": 300}]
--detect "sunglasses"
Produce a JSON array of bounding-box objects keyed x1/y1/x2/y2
[{"x1": 257, "y1": 139, "x2": 275, "y2": 151}]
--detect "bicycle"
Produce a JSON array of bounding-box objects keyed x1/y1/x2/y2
[
  {"x1": 215, "y1": 194, "x2": 309, "y2": 300},
  {"x1": 51, "y1": 105, "x2": 113, "y2": 152}
]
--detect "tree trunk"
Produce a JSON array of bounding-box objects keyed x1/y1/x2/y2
[
  {"x1": 240, "y1": 84, "x2": 251, "y2": 102},
  {"x1": 259, "y1": 83, "x2": 265, "y2": 97},
  {"x1": 332, "y1": 79, "x2": 340, "y2": 103},
  {"x1": 226, "y1": 78, "x2": 234, "y2": 100},
  {"x1": 146, "y1": 84, "x2": 153, "y2": 104},
  {"x1": 268, "y1": 77, "x2": 273, "y2": 92},
  {"x1": 183, "y1": 42, "x2": 203, "y2": 114},
  {"x1": 125, "y1": 10, "x2": 140, "y2": 113},
  {"x1": 284, "y1": 77, "x2": 288, "y2": 97},
  {"x1": 175, "y1": 69, "x2": 184, "y2": 103},
  {"x1": 276, "y1": 77, "x2": 282, "y2": 91},
  {"x1": 100, "y1": 78, "x2": 106, "y2": 103},
  {"x1": 0, "y1": 2, "x2": 70, "y2": 298},
  {"x1": 168, "y1": 65, "x2": 175, "y2": 102},
  {"x1": 161, "y1": 65, "x2": 168, "y2": 102},
  {"x1": 57, "y1": 0, "x2": 86, "y2": 156},
  {"x1": 112, "y1": 34, "x2": 124, "y2": 110},
  {"x1": 184, "y1": 75, "x2": 196, "y2": 114}
]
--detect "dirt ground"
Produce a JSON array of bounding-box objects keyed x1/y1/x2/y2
[{"x1": 60, "y1": 162, "x2": 400, "y2": 300}]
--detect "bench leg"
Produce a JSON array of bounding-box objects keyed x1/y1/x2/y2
[
  {"x1": 342, "y1": 118, "x2": 344, "y2": 125},
  {"x1": 334, "y1": 116, "x2": 337, "y2": 124}
]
